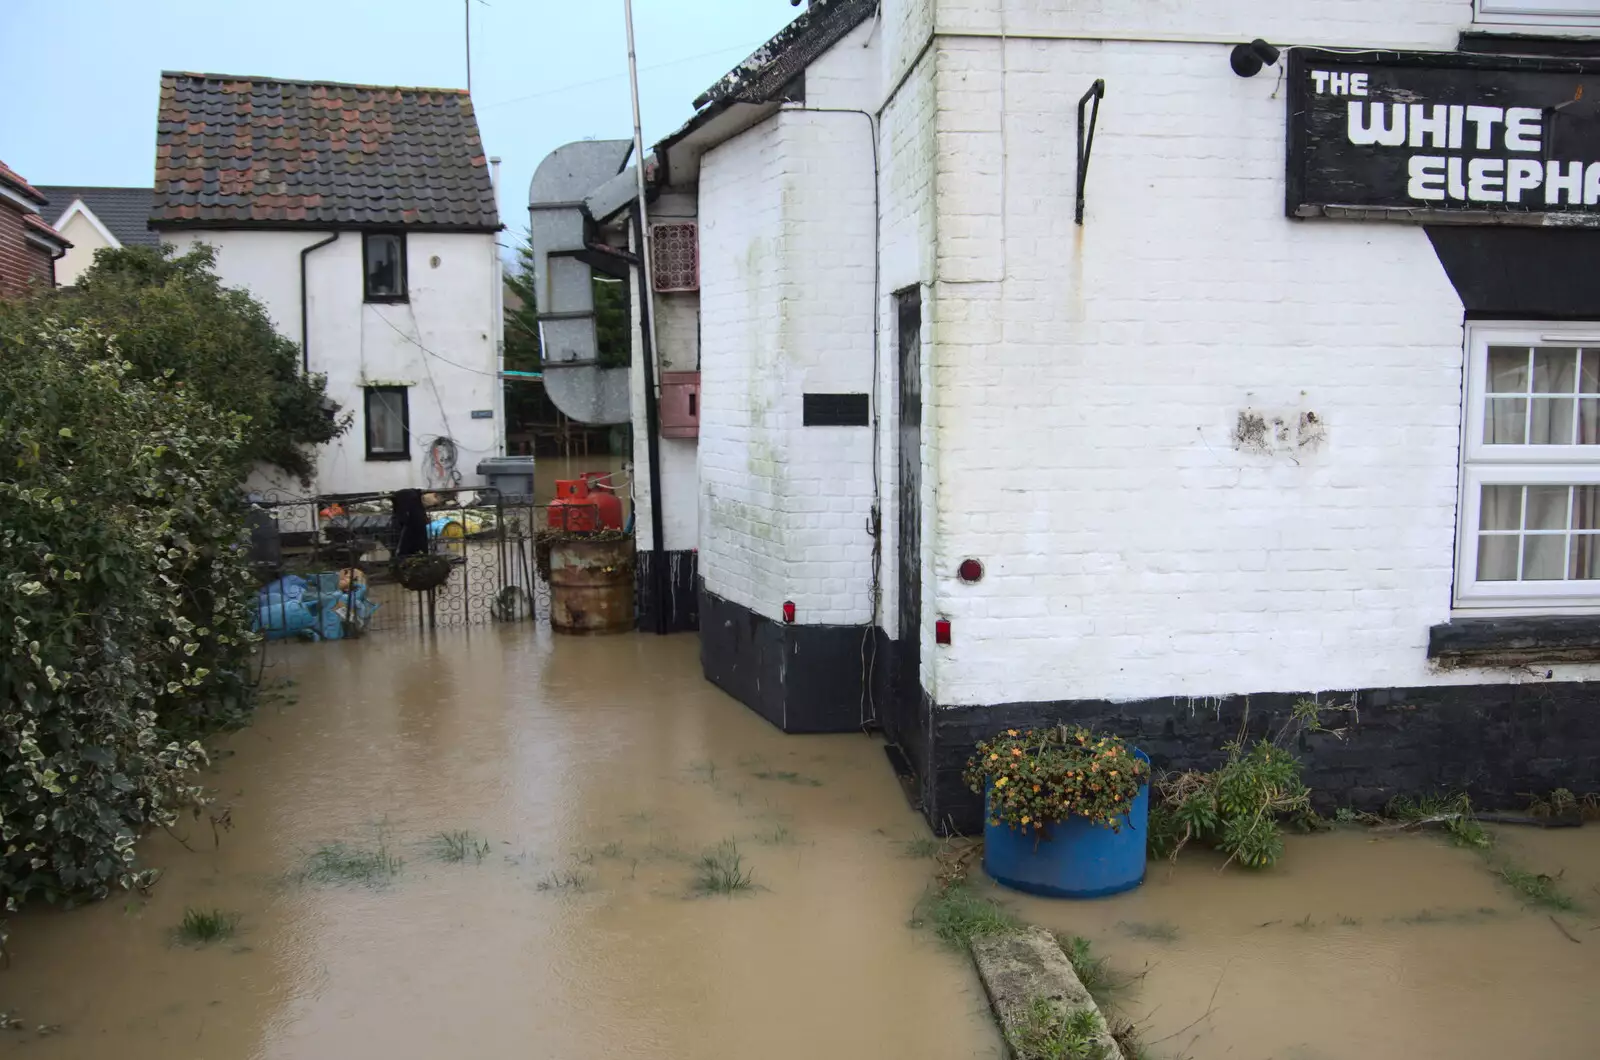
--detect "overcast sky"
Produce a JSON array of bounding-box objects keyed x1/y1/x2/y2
[{"x1": 3, "y1": 0, "x2": 799, "y2": 251}]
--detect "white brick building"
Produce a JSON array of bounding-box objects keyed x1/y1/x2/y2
[{"x1": 545, "y1": 0, "x2": 1600, "y2": 828}]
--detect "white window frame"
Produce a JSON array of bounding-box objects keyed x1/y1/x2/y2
[
  {"x1": 1476, "y1": 0, "x2": 1600, "y2": 28},
  {"x1": 1455, "y1": 321, "x2": 1600, "y2": 612}
]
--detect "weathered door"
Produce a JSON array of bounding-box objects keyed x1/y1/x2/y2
[{"x1": 896, "y1": 289, "x2": 923, "y2": 713}]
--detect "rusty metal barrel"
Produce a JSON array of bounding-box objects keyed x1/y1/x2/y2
[{"x1": 548, "y1": 536, "x2": 635, "y2": 634}]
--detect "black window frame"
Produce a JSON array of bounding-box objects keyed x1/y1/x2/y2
[
  {"x1": 362, "y1": 231, "x2": 408, "y2": 303},
  {"x1": 364, "y1": 385, "x2": 411, "y2": 461}
]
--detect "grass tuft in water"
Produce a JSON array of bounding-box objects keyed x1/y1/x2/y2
[
  {"x1": 1385, "y1": 792, "x2": 1492, "y2": 849},
  {"x1": 430, "y1": 830, "x2": 491, "y2": 864},
  {"x1": 173, "y1": 907, "x2": 240, "y2": 945},
  {"x1": 598, "y1": 840, "x2": 627, "y2": 859},
  {"x1": 301, "y1": 840, "x2": 402, "y2": 887},
  {"x1": 692, "y1": 840, "x2": 756, "y2": 895},
  {"x1": 914, "y1": 882, "x2": 1019, "y2": 948},
  {"x1": 1494, "y1": 859, "x2": 1578, "y2": 911},
  {"x1": 1116, "y1": 920, "x2": 1179, "y2": 943},
  {"x1": 750, "y1": 769, "x2": 823, "y2": 787},
  {"x1": 1014, "y1": 997, "x2": 1108, "y2": 1060},
  {"x1": 753, "y1": 823, "x2": 797, "y2": 846},
  {"x1": 535, "y1": 870, "x2": 590, "y2": 893},
  {"x1": 901, "y1": 836, "x2": 941, "y2": 859}
]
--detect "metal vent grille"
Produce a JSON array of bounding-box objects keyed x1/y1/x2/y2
[{"x1": 651, "y1": 222, "x2": 699, "y2": 292}]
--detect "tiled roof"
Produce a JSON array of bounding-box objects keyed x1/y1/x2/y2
[
  {"x1": 0, "y1": 159, "x2": 48, "y2": 206},
  {"x1": 23, "y1": 213, "x2": 70, "y2": 248},
  {"x1": 692, "y1": 0, "x2": 878, "y2": 110},
  {"x1": 36, "y1": 186, "x2": 160, "y2": 247},
  {"x1": 151, "y1": 72, "x2": 500, "y2": 231}
]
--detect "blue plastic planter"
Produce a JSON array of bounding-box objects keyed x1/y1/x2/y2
[{"x1": 982, "y1": 750, "x2": 1150, "y2": 899}]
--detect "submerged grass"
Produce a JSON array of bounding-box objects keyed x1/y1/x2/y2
[
  {"x1": 1014, "y1": 998, "x2": 1108, "y2": 1060},
  {"x1": 753, "y1": 823, "x2": 797, "y2": 846},
  {"x1": 172, "y1": 908, "x2": 240, "y2": 946},
  {"x1": 901, "y1": 836, "x2": 942, "y2": 859},
  {"x1": 1116, "y1": 920, "x2": 1179, "y2": 943},
  {"x1": 429, "y1": 830, "x2": 490, "y2": 864},
  {"x1": 692, "y1": 840, "x2": 756, "y2": 895},
  {"x1": 535, "y1": 869, "x2": 591, "y2": 893},
  {"x1": 749, "y1": 769, "x2": 824, "y2": 787},
  {"x1": 1494, "y1": 860, "x2": 1578, "y2": 911},
  {"x1": 300, "y1": 839, "x2": 403, "y2": 887},
  {"x1": 913, "y1": 882, "x2": 1020, "y2": 947}
]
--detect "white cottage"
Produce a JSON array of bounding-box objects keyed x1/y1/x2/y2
[
  {"x1": 548, "y1": 0, "x2": 1600, "y2": 829},
  {"x1": 151, "y1": 72, "x2": 504, "y2": 497}
]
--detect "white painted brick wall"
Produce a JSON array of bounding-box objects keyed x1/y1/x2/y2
[
  {"x1": 697, "y1": 20, "x2": 882, "y2": 625},
  {"x1": 922, "y1": 14, "x2": 1600, "y2": 707}
]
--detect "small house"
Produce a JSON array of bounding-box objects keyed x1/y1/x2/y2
[
  {"x1": 150, "y1": 72, "x2": 504, "y2": 496},
  {"x1": 35, "y1": 186, "x2": 158, "y2": 285},
  {"x1": 0, "y1": 161, "x2": 71, "y2": 296}
]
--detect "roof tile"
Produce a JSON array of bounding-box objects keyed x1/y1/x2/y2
[{"x1": 150, "y1": 72, "x2": 499, "y2": 231}]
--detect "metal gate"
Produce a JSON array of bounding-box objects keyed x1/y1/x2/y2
[{"x1": 247, "y1": 486, "x2": 550, "y2": 635}]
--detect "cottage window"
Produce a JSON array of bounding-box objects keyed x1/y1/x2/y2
[
  {"x1": 363, "y1": 232, "x2": 407, "y2": 302},
  {"x1": 1477, "y1": 0, "x2": 1600, "y2": 24},
  {"x1": 364, "y1": 386, "x2": 410, "y2": 461},
  {"x1": 1456, "y1": 324, "x2": 1600, "y2": 609}
]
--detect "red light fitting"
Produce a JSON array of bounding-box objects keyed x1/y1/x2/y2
[
  {"x1": 782, "y1": 601, "x2": 796, "y2": 624},
  {"x1": 935, "y1": 618, "x2": 952, "y2": 645},
  {"x1": 958, "y1": 558, "x2": 984, "y2": 583}
]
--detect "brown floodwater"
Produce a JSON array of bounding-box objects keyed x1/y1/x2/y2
[
  {"x1": 0, "y1": 630, "x2": 1002, "y2": 1059},
  {"x1": 993, "y1": 822, "x2": 1600, "y2": 1058},
  {"x1": 10, "y1": 627, "x2": 1600, "y2": 1060}
]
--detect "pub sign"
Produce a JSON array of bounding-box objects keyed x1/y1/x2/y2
[{"x1": 1287, "y1": 48, "x2": 1600, "y2": 224}]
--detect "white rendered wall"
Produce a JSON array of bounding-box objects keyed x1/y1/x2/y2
[
  {"x1": 919, "y1": 4, "x2": 1600, "y2": 708},
  {"x1": 630, "y1": 188, "x2": 701, "y2": 553},
  {"x1": 696, "y1": 19, "x2": 881, "y2": 625},
  {"x1": 52, "y1": 211, "x2": 114, "y2": 286},
  {"x1": 162, "y1": 229, "x2": 501, "y2": 496}
]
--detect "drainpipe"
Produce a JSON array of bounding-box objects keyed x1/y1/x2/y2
[
  {"x1": 632, "y1": 205, "x2": 669, "y2": 636},
  {"x1": 299, "y1": 232, "x2": 340, "y2": 373}
]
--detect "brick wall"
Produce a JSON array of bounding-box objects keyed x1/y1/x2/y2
[
  {"x1": 0, "y1": 205, "x2": 53, "y2": 298},
  {"x1": 921, "y1": 12, "x2": 1600, "y2": 708},
  {"x1": 698, "y1": 20, "x2": 882, "y2": 625}
]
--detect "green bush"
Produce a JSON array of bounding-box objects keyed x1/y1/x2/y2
[
  {"x1": 0, "y1": 319, "x2": 254, "y2": 910},
  {"x1": 32, "y1": 243, "x2": 344, "y2": 482}
]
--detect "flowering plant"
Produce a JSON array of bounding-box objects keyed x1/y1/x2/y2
[{"x1": 965, "y1": 726, "x2": 1148, "y2": 832}]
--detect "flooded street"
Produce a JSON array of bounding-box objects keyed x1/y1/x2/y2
[
  {"x1": 997, "y1": 825, "x2": 1600, "y2": 1058},
  {"x1": 8, "y1": 624, "x2": 1600, "y2": 1059},
  {"x1": 0, "y1": 630, "x2": 1000, "y2": 1059}
]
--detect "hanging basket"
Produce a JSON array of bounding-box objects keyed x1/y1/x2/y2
[{"x1": 395, "y1": 553, "x2": 454, "y2": 592}]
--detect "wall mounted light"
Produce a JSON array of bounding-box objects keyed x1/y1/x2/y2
[
  {"x1": 782, "y1": 601, "x2": 796, "y2": 624},
  {"x1": 958, "y1": 558, "x2": 984, "y2": 583},
  {"x1": 1230, "y1": 39, "x2": 1280, "y2": 78},
  {"x1": 935, "y1": 619, "x2": 952, "y2": 646}
]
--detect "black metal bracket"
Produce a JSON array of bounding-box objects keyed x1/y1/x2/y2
[{"x1": 1076, "y1": 79, "x2": 1106, "y2": 226}]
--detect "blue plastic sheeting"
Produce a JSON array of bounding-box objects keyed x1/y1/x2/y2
[{"x1": 253, "y1": 574, "x2": 379, "y2": 641}]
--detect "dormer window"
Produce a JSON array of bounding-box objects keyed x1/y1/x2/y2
[{"x1": 363, "y1": 231, "x2": 407, "y2": 302}]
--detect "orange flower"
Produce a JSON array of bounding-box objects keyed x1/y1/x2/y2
[
  {"x1": 1032, "y1": 785, "x2": 1041, "y2": 793},
  {"x1": 989, "y1": 753, "x2": 999, "y2": 761},
  {"x1": 1007, "y1": 729, "x2": 1019, "y2": 737},
  {"x1": 1012, "y1": 748, "x2": 1023, "y2": 756}
]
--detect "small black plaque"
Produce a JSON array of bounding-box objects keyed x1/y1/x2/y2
[{"x1": 803, "y1": 393, "x2": 870, "y2": 427}]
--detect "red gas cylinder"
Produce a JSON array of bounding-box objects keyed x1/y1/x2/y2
[{"x1": 548, "y1": 473, "x2": 624, "y2": 532}]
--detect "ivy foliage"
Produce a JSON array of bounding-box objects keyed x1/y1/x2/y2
[
  {"x1": 25, "y1": 243, "x2": 345, "y2": 482},
  {"x1": 0, "y1": 277, "x2": 279, "y2": 910}
]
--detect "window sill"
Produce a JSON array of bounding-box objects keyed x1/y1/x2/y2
[
  {"x1": 365, "y1": 452, "x2": 411, "y2": 462},
  {"x1": 1429, "y1": 615, "x2": 1600, "y2": 665},
  {"x1": 364, "y1": 294, "x2": 410, "y2": 305}
]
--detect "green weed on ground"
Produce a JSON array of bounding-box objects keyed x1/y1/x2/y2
[
  {"x1": 692, "y1": 840, "x2": 756, "y2": 895},
  {"x1": 1014, "y1": 998, "x2": 1109, "y2": 1060},
  {"x1": 173, "y1": 908, "x2": 240, "y2": 945},
  {"x1": 913, "y1": 883, "x2": 1019, "y2": 947},
  {"x1": 901, "y1": 836, "x2": 941, "y2": 859}
]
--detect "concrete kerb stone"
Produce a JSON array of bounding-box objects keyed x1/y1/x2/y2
[{"x1": 969, "y1": 926, "x2": 1125, "y2": 1060}]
